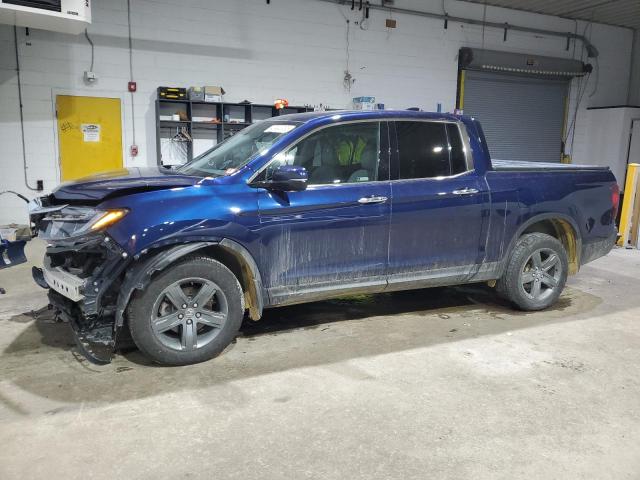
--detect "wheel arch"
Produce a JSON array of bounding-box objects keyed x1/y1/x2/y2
[
  {"x1": 115, "y1": 239, "x2": 265, "y2": 327},
  {"x1": 504, "y1": 213, "x2": 582, "y2": 275},
  {"x1": 200, "y1": 239, "x2": 265, "y2": 321}
]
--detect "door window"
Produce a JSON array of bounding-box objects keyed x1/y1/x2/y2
[
  {"x1": 265, "y1": 122, "x2": 384, "y2": 185},
  {"x1": 396, "y1": 122, "x2": 449, "y2": 179},
  {"x1": 395, "y1": 121, "x2": 469, "y2": 179}
]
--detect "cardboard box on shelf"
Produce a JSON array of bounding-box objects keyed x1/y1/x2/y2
[
  {"x1": 189, "y1": 87, "x2": 204, "y2": 101},
  {"x1": 204, "y1": 86, "x2": 226, "y2": 103},
  {"x1": 353, "y1": 96, "x2": 376, "y2": 110}
]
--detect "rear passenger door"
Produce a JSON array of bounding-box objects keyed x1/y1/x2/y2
[{"x1": 388, "y1": 120, "x2": 489, "y2": 285}]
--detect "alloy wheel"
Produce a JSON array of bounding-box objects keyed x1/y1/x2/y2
[
  {"x1": 151, "y1": 278, "x2": 228, "y2": 351},
  {"x1": 519, "y1": 248, "x2": 562, "y2": 301}
]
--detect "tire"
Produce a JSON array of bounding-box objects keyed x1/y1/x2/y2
[
  {"x1": 127, "y1": 255, "x2": 244, "y2": 366},
  {"x1": 496, "y1": 233, "x2": 568, "y2": 311}
]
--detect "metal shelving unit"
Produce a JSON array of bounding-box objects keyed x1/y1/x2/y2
[{"x1": 155, "y1": 98, "x2": 312, "y2": 166}]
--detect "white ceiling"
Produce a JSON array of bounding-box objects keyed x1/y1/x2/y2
[{"x1": 463, "y1": 0, "x2": 640, "y2": 30}]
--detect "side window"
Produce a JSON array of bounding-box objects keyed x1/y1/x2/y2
[
  {"x1": 396, "y1": 122, "x2": 450, "y2": 179},
  {"x1": 447, "y1": 123, "x2": 468, "y2": 175},
  {"x1": 267, "y1": 122, "x2": 382, "y2": 185}
]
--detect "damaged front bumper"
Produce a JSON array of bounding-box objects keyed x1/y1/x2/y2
[
  {"x1": 32, "y1": 233, "x2": 130, "y2": 364},
  {"x1": 41, "y1": 284, "x2": 118, "y2": 364}
]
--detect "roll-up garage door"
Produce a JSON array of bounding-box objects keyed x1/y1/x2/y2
[{"x1": 463, "y1": 71, "x2": 568, "y2": 163}]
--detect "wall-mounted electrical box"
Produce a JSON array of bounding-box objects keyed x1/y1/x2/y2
[{"x1": 0, "y1": 0, "x2": 90, "y2": 34}]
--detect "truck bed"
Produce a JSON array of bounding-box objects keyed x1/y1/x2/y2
[{"x1": 492, "y1": 159, "x2": 610, "y2": 172}]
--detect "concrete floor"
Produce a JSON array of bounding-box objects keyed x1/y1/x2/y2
[{"x1": 1, "y1": 240, "x2": 639, "y2": 480}]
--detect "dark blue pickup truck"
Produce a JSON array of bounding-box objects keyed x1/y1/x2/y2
[{"x1": 30, "y1": 110, "x2": 619, "y2": 365}]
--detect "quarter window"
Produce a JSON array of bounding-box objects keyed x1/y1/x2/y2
[
  {"x1": 266, "y1": 122, "x2": 382, "y2": 185},
  {"x1": 447, "y1": 123, "x2": 468, "y2": 175}
]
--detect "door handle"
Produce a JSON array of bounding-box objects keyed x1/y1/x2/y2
[
  {"x1": 452, "y1": 188, "x2": 479, "y2": 195},
  {"x1": 358, "y1": 196, "x2": 388, "y2": 204}
]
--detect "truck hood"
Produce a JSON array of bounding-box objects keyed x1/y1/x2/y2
[{"x1": 50, "y1": 167, "x2": 204, "y2": 203}]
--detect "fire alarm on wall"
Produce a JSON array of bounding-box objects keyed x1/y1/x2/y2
[
  {"x1": 130, "y1": 145, "x2": 139, "y2": 157},
  {"x1": 128, "y1": 81, "x2": 137, "y2": 92}
]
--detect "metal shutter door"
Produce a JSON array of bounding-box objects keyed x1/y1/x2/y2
[{"x1": 463, "y1": 71, "x2": 568, "y2": 163}]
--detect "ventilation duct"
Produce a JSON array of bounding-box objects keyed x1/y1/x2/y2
[{"x1": 459, "y1": 47, "x2": 591, "y2": 79}]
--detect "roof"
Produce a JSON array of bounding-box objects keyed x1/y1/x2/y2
[{"x1": 274, "y1": 110, "x2": 461, "y2": 123}]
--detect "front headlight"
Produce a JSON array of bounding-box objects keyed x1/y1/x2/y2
[
  {"x1": 37, "y1": 207, "x2": 128, "y2": 240},
  {"x1": 90, "y1": 209, "x2": 128, "y2": 231}
]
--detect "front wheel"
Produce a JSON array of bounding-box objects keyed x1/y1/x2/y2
[
  {"x1": 127, "y1": 255, "x2": 244, "y2": 365},
  {"x1": 496, "y1": 233, "x2": 568, "y2": 311}
]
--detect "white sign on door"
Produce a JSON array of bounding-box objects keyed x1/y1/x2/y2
[{"x1": 81, "y1": 124, "x2": 101, "y2": 142}]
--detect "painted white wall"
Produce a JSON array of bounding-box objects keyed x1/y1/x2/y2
[
  {"x1": 0, "y1": 0, "x2": 634, "y2": 224},
  {"x1": 582, "y1": 107, "x2": 640, "y2": 189}
]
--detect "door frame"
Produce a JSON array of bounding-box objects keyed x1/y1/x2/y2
[
  {"x1": 253, "y1": 120, "x2": 393, "y2": 303},
  {"x1": 50, "y1": 88, "x2": 128, "y2": 184}
]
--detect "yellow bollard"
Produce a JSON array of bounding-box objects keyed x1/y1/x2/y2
[{"x1": 617, "y1": 163, "x2": 640, "y2": 246}]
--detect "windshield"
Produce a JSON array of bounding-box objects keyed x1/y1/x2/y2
[{"x1": 178, "y1": 120, "x2": 301, "y2": 176}]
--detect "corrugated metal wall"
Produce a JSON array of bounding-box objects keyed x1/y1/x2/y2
[{"x1": 463, "y1": 71, "x2": 568, "y2": 162}]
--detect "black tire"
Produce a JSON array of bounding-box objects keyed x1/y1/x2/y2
[
  {"x1": 496, "y1": 233, "x2": 568, "y2": 311},
  {"x1": 127, "y1": 255, "x2": 244, "y2": 366}
]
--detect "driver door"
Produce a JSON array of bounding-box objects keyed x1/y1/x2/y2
[{"x1": 254, "y1": 121, "x2": 391, "y2": 304}]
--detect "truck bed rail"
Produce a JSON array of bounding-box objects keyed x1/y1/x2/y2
[{"x1": 492, "y1": 159, "x2": 610, "y2": 172}]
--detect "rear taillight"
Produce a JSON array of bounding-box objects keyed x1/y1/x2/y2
[{"x1": 612, "y1": 183, "x2": 620, "y2": 219}]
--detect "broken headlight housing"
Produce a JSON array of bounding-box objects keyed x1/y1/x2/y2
[{"x1": 35, "y1": 206, "x2": 128, "y2": 241}]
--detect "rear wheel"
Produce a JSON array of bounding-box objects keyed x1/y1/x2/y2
[
  {"x1": 127, "y1": 256, "x2": 244, "y2": 365},
  {"x1": 496, "y1": 233, "x2": 568, "y2": 311}
]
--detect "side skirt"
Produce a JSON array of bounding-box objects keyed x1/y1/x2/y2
[{"x1": 267, "y1": 262, "x2": 501, "y2": 308}]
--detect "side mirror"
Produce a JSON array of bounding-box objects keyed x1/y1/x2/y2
[{"x1": 251, "y1": 165, "x2": 308, "y2": 192}]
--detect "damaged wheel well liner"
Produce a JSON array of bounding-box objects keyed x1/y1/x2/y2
[{"x1": 115, "y1": 239, "x2": 265, "y2": 328}]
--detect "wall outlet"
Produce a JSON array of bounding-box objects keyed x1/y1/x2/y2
[
  {"x1": 84, "y1": 71, "x2": 97, "y2": 83},
  {"x1": 36, "y1": 180, "x2": 43, "y2": 191}
]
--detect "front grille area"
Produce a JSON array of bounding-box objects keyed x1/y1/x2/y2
[
  {"x1": 45, "y1": 234, "x2": 130, "y2": 317},
  {"x1": 47, "y1": 240, "x2": 109, "y2": 279}
]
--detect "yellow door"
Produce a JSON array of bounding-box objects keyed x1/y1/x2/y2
[{"x1": 56, "y1": 95, "x2": 123, "y2": 181}]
